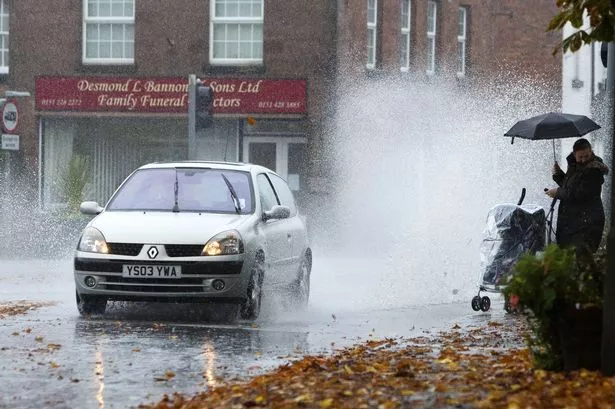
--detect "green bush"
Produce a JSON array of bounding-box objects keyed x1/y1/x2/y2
[{"x1": 502, "y1": 244, "x2": 605, "y2": 370}]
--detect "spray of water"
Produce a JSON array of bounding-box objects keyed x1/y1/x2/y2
[
  {"x1": 0, "y1": 71, "x2": 565, "y2": 318},
  {"x1": 309, "y1": 72, "x2": 561, "y2": 311}
]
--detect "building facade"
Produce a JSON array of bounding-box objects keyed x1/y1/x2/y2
[
  {"x1": 0, "y1": 0, "x2": 562, "y2": 243},
  {"x1": 0, "y1": 0, "x2": 337, "y2": 214},
  {"x1": 336, "y1": 0, "x2": 561, "y2": 83}
]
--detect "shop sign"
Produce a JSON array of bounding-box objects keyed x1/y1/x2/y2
[
  {"x1": 1, "y1": 134, "x2": 19, "y2": 150},
  {"x1": 35, "y1": 76, "x2": 307, "y2": 115}
]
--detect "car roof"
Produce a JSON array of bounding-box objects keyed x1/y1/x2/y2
[{"x1": 137, "y1": 160, "x2": 273, "y2": 174}]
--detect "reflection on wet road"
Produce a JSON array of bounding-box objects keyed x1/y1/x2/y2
[{"x1": 0, "y1": 257, "x2": 502, "y2": 409}]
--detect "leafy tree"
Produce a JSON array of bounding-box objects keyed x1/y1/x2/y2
[{"x1": 548, "y1": 0, "x2": 615, "y2": 53}]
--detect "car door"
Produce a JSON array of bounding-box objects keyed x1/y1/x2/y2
[
  {"x1": 267, "y1": 172, "x2": 307, "y2": 267},
  {"x1": 256, "y1": 173, "x2": 293, "y2": 283}
]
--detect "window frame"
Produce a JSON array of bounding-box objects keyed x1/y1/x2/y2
[
  {"x1": 209, "y1": 0, "x2": 264, "y2": 66},
  {"x1": 82, "y1": 0, "x2": 135, "y2": 65},
  {"x1": 0, "y1": 0, "x2": 8, "y2": 74},
  {"x1": 367, "y1": 0, "x2": 378, "y2": 70},
  {"x1": 400, "y1": 0, "x2": 411, "y2": 72},
  {"x1": 426, "y1": 0, "x2": 437, "y2": 75},
  {"x1": 457, "y1": 7, "x2": 467, "y2": 77}
]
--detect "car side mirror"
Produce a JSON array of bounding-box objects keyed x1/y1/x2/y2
[
  {"x1": 80, "y1": 201, "x2": 104, "y2": 215},
  {"x1": 262, "y1": 205, "x2": 291, "y2": 221}
]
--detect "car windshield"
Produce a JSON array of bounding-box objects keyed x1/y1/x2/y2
[{"x1": 106, "y1": 168, "x2": 254, "y2": 214}]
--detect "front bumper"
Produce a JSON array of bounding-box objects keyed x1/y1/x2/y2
[{"x1": 74, "y1": 253, "x2": 249, "y2": 302}]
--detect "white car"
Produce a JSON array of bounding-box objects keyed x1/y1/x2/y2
[{"x1": 73, "y1": 161, "x2": 312, "y2": 320}]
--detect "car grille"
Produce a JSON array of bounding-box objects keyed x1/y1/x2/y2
[
  {"x1": 165, "y1": 244, "x2": 204, "y2": 257},
  {"x1": 104, "y1": 276, "x2": 205, "y2": 293},
  {"x1": 107, "y1": 243, "x2": 143, "y2": 256},
  {"x1": 104, "y1": 243, "x2": 206, "y2": 257},
  {"x1": 75, "y1": 259, "x2": 243, "y2": 275}
]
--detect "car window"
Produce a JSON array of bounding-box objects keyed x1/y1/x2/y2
[
  {"x1": 107, "y1": 168, "x2": 254, "y2": 213},
  {"x1": 268, "y1": 173, "x2": 297, "y2": 217},
  {"x1": 257, "y1": 173, "x2": 279, "y2": 212}
]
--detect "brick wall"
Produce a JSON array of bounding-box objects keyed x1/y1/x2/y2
[
  {"x1": 337, "y1": 0, "x2": 561, "y2": 86},
  {"x1": 6, "y1": 0, "x2": 337, "y2": 174}
]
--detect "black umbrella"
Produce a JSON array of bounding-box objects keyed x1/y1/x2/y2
[{"x1": 504, "y1": 112, "x2": 601, "y2": 162}]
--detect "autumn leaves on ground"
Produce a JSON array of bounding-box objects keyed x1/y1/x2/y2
[
  {"x1": 0, "y1": 301, "x2": 51, "y2": 319},
  {"x1": 4, "y1": 302, "x2": 615, "y2": 408},
  {"x1": 139, "y1": 319, "x2": 615, "y2": 409}
]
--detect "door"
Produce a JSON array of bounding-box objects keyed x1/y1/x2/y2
[
  {"x1": 255, "y1": 172, "x2": 293, "y2": 284},
  {"x1": 267, "y1": 172, "x2": 308, "y2": 268},
  {"x1": 243, "y1": 136, "x2": 307, "y2": 192}
]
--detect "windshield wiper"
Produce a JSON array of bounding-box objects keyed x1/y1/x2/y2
[
  {"x1": 172, "y1": 168, "x2": 180, "y2": 213},
  {"x1": 221, "y1": 174, "x2": 241, "y2": 214}
]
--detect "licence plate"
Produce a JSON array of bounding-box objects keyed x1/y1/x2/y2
[{"x1": 122, "y1": 265, "x2": 182, "y2": 279}]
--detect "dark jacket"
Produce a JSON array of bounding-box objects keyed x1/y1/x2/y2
[{"x1": 553, "y1": 153, "x2": 609, "y2": 252}]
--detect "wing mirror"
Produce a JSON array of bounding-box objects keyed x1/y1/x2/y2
[
  {"x1": 80, "y1": 201, "x2": 104, "y2": 215},
  {"x1": 262, "y1": 205, "x2": 291, "y2": 221}
]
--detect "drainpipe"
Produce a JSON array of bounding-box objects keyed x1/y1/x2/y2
[{"x1": 602, "y1": 35, "x2": 615, "y2": 375}]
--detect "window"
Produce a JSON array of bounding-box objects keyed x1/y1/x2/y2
[
  {"x1": 426, "y1": 1, "x2": 437, "y2": 75},
  {"x1": 400, "y1": 0, "x2": 411, "y2": 71},
  {"x1": 0, "y1": 0, "x2": 8, "y2": 74},
  {"x1": 211, "y1": 0, "x2": 263, "y2": 65},
  {"x1": 367, "y1": 0, "x2": 377, "y2": 69},
  {"x1": 457, "y1": 7, "x2": 467, "y2": 77},
  {"x1": 257, "y1": 173, "x2": 279, "y2": 212},
  {"x1": 83, "y1": 0, "x2": 135, "y2": 65},
  {"x1": 268, "y1": 173, "x2": 297, "y2": 217},
  {"x1": 107, "y1": 168, "x2": 254, "y2": 214}
]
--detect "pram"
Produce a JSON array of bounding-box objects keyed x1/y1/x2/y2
[{"x1": 471, "y1": 188, "x2": 552, "y2": 312}]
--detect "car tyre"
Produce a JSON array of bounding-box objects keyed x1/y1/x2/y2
[
  {"x1": 240, "y1": 252, "x2": 264, "y2": 320},
  {"x1": 290, "y1": 250, "x2": 311, "y2": 309},
  {"x1": 76, "y1": 291, "x2": 107, "y2": 315}
]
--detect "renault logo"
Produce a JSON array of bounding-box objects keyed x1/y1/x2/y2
[{"x1": 147, "y1": 246, "x2": 159, "y2": 259}]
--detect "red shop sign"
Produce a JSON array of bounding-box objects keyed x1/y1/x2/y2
[{"x1": 35, "y1": 76, "x2": 307, "y2": 115}]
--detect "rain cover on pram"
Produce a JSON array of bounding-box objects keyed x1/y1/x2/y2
[{"x1": 479, "y1": 203, "x2": 546, "y2": 287}]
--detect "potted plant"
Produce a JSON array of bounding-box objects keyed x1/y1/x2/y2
[
  {"x1": 56, "y1": 154, "x2": 92, "y2": 254},
  {"x1": 502, "y1": 243, "x2": 604, "y2": 371},
  {"x1": 62, "y1": 154, "x2": 90, "y2": 214}
]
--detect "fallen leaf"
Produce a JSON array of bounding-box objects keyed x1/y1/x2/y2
[{"x1": 319, "y1": 398, "x2": 334, "y2": 408}]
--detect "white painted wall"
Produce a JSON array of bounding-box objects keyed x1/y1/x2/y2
[{"x1": 561, "y1": 20, "x2": 608, "y2": 163}]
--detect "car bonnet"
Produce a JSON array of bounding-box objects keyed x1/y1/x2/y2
[{"x1": 88, "y1": 211, "x2": 248, "y2": 244}]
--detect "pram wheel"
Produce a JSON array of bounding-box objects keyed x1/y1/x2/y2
[
  {"x1": 471, "y1": 296, "x2": 481, "y2": 311},
  {"x1": 479, "y1": 296, "x2": 491, "y2": 312}
]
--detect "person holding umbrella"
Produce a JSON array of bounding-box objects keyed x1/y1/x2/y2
[{"x1": 545, "y1": 138, "x2": 609, "y2": 270}]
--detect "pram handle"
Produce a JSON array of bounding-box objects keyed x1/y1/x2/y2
[
  {"x1": 517, "y1": 188, "x2": 526, "y2": 206},
  {"x1": 546, "y1": 196, "x2": 558, "y2": 244}
]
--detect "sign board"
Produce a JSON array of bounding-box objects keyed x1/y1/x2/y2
[
  {"x1": 35, "y1": 76, "x2": 307, "y2": 115},
  {"x1": 1, "y1": 99, "x2": 18, "y2": 133},
  {"x1": 1, "y1": 134, "x2": 19, "y2": 150}
]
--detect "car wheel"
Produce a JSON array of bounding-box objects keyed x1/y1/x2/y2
[
  {"x1": 290, "y1": 251, "x2": 311, "y2": 309},
  {"x1": 240, "y1": 252, "x2": 265, "y2": 320},
  {"x1": 76, "y1": 291, "x2": 107, "y2": 315}
]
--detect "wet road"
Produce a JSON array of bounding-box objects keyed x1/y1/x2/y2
[{"x1": 0, "y1": 255, "x2": 503, "y2": 409}]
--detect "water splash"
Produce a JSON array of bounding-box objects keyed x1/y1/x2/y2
[{"x1": 310, "y1": 72, "x2": 560, "y2": 309}]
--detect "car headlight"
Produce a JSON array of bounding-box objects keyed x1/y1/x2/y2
[
  {"x1": 78, "y1": 227, "x2": 109, "y2": 253},
  {"x1": 202, "y1": 230, "x2": 244, "y2": 256}
]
